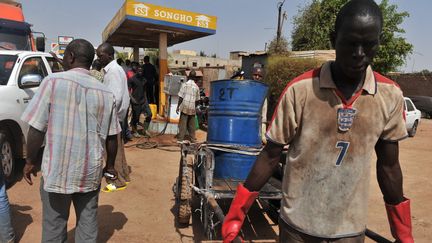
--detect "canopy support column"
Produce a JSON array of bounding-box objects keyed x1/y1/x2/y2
[
  {"x1": 133, "y1": 46, "x2": 139, "y2": 62},
  {"x1": 158, "y1": 32, "x2": 168, "y2": 116}
]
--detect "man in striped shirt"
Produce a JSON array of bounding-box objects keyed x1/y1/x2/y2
[{"x1": 21, "y1": 39, "x2": 120, "y2": 242}]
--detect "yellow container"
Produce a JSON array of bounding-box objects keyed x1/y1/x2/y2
[{"x1": 149, "y1": 104, "x2": 157, "y2": 119}]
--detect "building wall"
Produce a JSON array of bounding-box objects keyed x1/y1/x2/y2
[
  {"x1": 390, "y1": 73, "x2": 432, "y2": 97},
  {"x1": 168, "y1": 54, "x2": 241, "y2": 69},
  {"x1": 172, "y1": 50, "x2": 197, "y2": 56}
]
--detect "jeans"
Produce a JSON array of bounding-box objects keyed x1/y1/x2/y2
[
  {"x1": 130, "y1": 103, "x2": 152, "y2": 127},
  {"x1": 0, "y1": 163, "x2": 15, "y2": 243}
]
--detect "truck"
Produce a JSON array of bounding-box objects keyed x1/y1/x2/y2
[
  {"x1": 0, "y1": 0, "x2": 45, "y2": 52},
  {"x1": 0, "y1": 50, "x2": 63, "y2": 182}
]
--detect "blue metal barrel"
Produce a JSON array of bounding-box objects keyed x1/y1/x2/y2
[
  {"x1": 208, "y1": 79, "x2": 268, "y2": 180},
  {"x1": 213, "y1": 151, "x2": 258, "y2": 179},
  {"x1": 207, "y1": 79, "x2": 268, "y2": 147}
]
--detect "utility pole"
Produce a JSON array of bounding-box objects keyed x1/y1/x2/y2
[{"x1": 276, "y1": 0, "x2": 286, "y2": 52}]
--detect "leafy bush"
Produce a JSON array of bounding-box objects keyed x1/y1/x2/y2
[{"x1": 262, "y1": 55, "x2": 323, "y2": 119}]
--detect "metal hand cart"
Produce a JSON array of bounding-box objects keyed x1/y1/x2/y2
[{"x1": 174, "y1": 142, "x2": 283, "y2": 241}]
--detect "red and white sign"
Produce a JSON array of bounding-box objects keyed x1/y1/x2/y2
[
  {"x1": 58, "y1": 36, "x2": 74, "y2": 45},
  {"x1": 50, "y1": 43, "x2": 59, "y2": 51}
]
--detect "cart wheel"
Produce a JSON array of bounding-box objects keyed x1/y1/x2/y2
[
  {"x1": 177, "y1": 155, "x2": 194, "y2": 225},
  {"x1": 203, "y1": 202, "x2": 211, "y2": 239}
]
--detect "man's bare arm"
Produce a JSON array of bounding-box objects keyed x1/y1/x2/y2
[
  {"x1": 23, "y1": 126, "x2": 45, "y2": 185},
  {"x1": 243, "y1": 140, "x2": 284, "y2": 191},
  {"x1": 105, "y1": 135, "x2": 118, "y2": 169},
  {"x1": 375, "y1": 139, "x2": 404, "y2": 205},
  {"x1": 26, "y1": 127, "x2": 45, "y2": 165}
]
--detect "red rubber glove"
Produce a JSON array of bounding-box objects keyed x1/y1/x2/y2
[
  {"x1": 385, "y1": 198, "x2": 414, "y2": 243},
  {"x1": 222, "y1": 184, "x2": 258, "y2": 243}
]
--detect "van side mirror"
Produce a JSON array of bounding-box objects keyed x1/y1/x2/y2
[
  {"x1": 36, "y1": 37, "x2": 45, "y2": 52},
  {"x1": 20, "y1": 74, "x2": 43, "y2": 88}
]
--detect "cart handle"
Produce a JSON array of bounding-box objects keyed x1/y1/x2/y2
[
  {"x1": 208, "y1": 197, "x2": 243, "y2": 243},
  {"x1": 365, "y1": 228, "x2": 392, "y2": 243},
  {"x1": 192, "y1": 186, "x2": 243, "y2": 243}
]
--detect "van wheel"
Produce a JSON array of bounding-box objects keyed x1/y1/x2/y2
[
  {"x1": 408, "y1": 120, "x2": 418, "y2": 137},
  {"x1": 0, "y1": 130, "x2": 15, "y2": 182}
]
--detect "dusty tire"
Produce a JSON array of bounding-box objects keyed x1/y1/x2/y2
[
  {"x1": 177, "y1": 155, "x2": 193, "y2": 225},
  {"x1": 409, "y1": 120, "x2": 418, "y2": 137},
  {"x1": 0, "y1": 130, "x2": 15, "y2": 182}
]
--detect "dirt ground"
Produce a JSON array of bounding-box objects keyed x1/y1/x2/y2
[{"x1": 6, "y1": 120, "x2": 432, "y2": 243}]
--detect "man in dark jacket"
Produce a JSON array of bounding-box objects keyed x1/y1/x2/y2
[{"x1": 129, "y1": 66, "x2": 152, "y2": 137}]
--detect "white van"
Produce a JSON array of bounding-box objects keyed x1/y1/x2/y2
[{"x1": 0, "y1": 50, "x2": 63, "y2": 181}]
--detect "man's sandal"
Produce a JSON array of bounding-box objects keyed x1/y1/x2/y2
[{"x1": 102, "y1": 183, "x2": 127, "y2": 192}]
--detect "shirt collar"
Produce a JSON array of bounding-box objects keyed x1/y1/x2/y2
[
  {"x1": 69, "y1": 67, "x2": 91, "y2": 75},
  {"x1": 103, "y1": 59, "x2": 118, "y2": 73},
  {"x1": 319, "y1": 61, "x2": 376, "y2": 95}
]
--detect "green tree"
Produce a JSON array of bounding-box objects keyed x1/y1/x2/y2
[
  {"x1": 199, "y1": 50, "x2": 207, "y2": 57},
  {"x1": 267, "y1": 35, "x2": 290, "y2": 55},
  {"x1": 291, "y1": 0, "x2": 413, "y2": 74},
  {"x1": 263, "y1": 55, "x2": 321, "y2": 118},
  {"x1": 115, "y1": 51, "x2": 129, "y2": 61}
]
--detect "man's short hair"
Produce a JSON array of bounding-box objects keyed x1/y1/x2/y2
[
  {"x1": 188, "y1": 70, "x2": 196, "y2": 79},
  {"x1": 144, "y1": 56, "x2": 150, "y2": 62},
  {"x1": 335, "y1": 0, "x2": 383, "y2": 33},
  {"x1": 98, "y1": 42, "x2": 115, "y2": 57},
  {"x1": 65, "y1": 39, "x2": 95, "y2": 68}
]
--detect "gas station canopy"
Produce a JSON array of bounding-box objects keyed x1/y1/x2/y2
[{"x1": 102, "y1": 0, "x2": 217, "y2": 48}]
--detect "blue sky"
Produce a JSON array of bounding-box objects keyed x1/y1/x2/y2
[{"x1": 20, "y1": 0, "x2": 430, "y2": 73}]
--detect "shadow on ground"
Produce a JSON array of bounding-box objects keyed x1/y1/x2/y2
[
  {"x1": 67, "y1": 205, "x2": 128, "y2": 243},
  {"x1": 11, "y1": 204, "x2": 33, "y2": 242}
]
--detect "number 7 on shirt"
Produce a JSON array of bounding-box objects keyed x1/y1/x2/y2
[{"x1": 335, "y1": 141, "x2": 350, "y2": 166}]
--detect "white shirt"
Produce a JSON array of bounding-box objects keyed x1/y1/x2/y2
[{"x1": 103, "y1": 60, "x2": 130, "y2": 120}]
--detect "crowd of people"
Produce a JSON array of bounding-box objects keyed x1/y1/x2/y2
[{"x1": 0, "y1": 39, "x2": 169, "y2": 242}]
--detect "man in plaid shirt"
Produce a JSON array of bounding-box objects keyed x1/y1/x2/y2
[
  {"x1": 22, "y1": 39, "x2": 120, "y2": 242},
  {"x1": 176, "y1": 70, "x2": 200, "y2": 143}
]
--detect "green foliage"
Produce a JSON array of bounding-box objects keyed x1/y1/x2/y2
[
  {"x1": 291, "y1": 0, "x2": 413, "y2": 74},
  {"x1": 373, "y1": 0, "x2": 413, "y2": 73},
  {"x1": 291, "y1": 0, "x2": 344, "y2": 50},
  {"x1": 263, "y1": 55, "x2": 322, "y2": 116},
  {"x1": 267, "y1": 35, "x2": 290, "y2": 55},
  {"x1": 115, "y1": 51, "x2": 129, "y2": 61}
]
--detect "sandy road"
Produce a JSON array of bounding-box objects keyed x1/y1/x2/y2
[{"x1": 6, "y1": 120, "x2": 432, "y2": 242}]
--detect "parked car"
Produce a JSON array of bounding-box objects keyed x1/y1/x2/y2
[
  {"x1": 404, "y1": 97, "x2": 421, "y2": 137},
  {"x1": 408, "y1": 96, "x2": 432, "y2": 119},
  {"x1": 0, "y1": 50, "x2": 63, "y2": 182}
]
